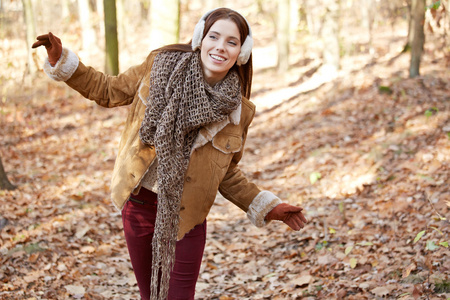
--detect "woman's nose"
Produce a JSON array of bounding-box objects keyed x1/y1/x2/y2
[{"x1": 216, "y1": 40, "x2": 225, "y2": 51}]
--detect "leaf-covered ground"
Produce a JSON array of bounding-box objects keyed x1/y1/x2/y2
[{"x1": 1, "y1": 23, "x2": 449, "y2": 300}]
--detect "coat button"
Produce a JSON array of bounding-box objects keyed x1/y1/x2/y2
[
  {"x1": 226, "y1": 141, "x2": 231, "y2": 150},
  {"x1": 185, "y1": 176, "x2": 191, "y2": 182}
]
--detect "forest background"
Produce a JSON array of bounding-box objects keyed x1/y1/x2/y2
[{"x1": 0, "y1": 0, "x2": 449, "y2": 299}]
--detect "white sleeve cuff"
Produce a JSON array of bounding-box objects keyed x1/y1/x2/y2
[
  {"x1": 247, "y1": 191, "x2": 282, "y2": 227},
  {"x1": 43, "y1": 47, "x2": 79, "y2": 81}
]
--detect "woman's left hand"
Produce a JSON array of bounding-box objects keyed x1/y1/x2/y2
[
  {"x1": 32, "y1": 32, "x2": 63, "y2": 66},
  {"x1": 265, "y1": 203, "x2": 308, "y2": 231}
]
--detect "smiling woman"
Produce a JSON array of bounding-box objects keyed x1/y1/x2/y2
[
  {"x1": 200, "y1": 19, "x2": 242, "y2": 85},
  {"x1": 32, "y1": 7, "x2": 307, "y2": 300}
]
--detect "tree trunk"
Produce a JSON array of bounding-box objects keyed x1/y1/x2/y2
[
  {"x1": 149, "y1": 0, "x2": 180, "y2": 50},
  {"x1": 95, "y1": 0, "x2": 105, "y2": 37},
  {"x1": 139, "y1": 0, "x2": 150, "y2": 21},
  {"x1": 403, "y1": 0, "x2": 413, "y2": 52},
  {"x1": 0, "y1": 155, "x2": 16, "y2": 191},
  {"x1": 409, "y1": 0, "x2": 425, "y2": 78},
  {"x1": 305, "y1": 0, "x2": 320, "y2": 36},
  {"x1": 116, "y1": 0, "x2": 125, "y2": 47},
  {"x1": 104, "y1": 0, "x2": 119, "y2": 75},
  {"x1": 360, "y1": 0, "x2": 375, "y2": 48},
  {"x1": 277, "y1": 0, "x2": 290, "y2": 73},
  {"x1": 22, "y1": 0, "x2": 37, "y2": 74},
  {"x1": 290, "y1": 0, "x2": 299, "y2": 44},
  {"x1": 61, "y1": 0, "x2": 70, "y2": 19},
  {"x1": 321, "y1": 0, "x2": 341, "y2": 73},
  {"x1": 78, "y1": 0, "x2": 96, "y2": 51},
  {"x1": 444, "y1": 0, "x2": 450, "y2": 46}
]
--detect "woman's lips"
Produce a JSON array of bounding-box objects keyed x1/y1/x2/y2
[{"x1": 210, "y1": 54, "x2": 227, "y2": 62}]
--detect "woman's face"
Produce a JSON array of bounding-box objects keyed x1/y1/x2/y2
[{"x1": 200, "y1": 19, "x2": 241, "y2": 86}]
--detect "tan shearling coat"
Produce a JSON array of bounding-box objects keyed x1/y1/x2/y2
[{"x1": 43, "y1": 48, "x2": 282, "y2": 239}]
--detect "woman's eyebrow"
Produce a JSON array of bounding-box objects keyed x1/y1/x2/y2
[{"x1": 209, "y1": 31, "x2": 240, "y2": 40}]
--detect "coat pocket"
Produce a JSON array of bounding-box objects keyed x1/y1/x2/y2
[{"x1": 211, "y1": 132, "x2": 242, "y2": 169}]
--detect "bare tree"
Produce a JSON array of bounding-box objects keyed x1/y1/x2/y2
[
  {"x1": 139, "y1": 0, "x2": 150, "y2": 21},
  {"x1": 0, "y1": 155, "x2": 15, "y2": 191},
  {"x1": 409, "y1": 0, "x2": 425, "y2": 77},
  {"x1": 304, "y1": 0, "x2": 321, "y2": 36},
  {"x1": 149, "y1": 0, "x2": 180, "y2": 50},
  {"x1": 321, "y1": 0, "x2": 341, "y2": 73},
  {"x1": 104, "y1": 0, "x2": 119, "y2": 75},
  {"x1": 277, "y1": 0, "x2": 290, "y2": 73},
  {"x1": 360, "y1": 0, "x2": 375, "y2": 50},
  {"x1": 22, "y1": 0, "x2": 37, "y2": 74},
  {"x1": 78, "y1": 0, "x2": 96, "y2": 51},
  {"x1": 61, "y1": 0, "x2": 71, "y2": 19}
]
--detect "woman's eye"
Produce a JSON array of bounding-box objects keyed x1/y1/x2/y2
[
  {"x1": 228, "y1": 41, "x2": 237, "y2": 46},
  {"x1": 209, "y1": 35, "x2": 217, "y2": 40}
]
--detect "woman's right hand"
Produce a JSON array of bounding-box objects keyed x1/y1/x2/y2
[
  {"x1": 32, "y1": 32, "x2": 63, "y2": 66},
  {"x1": 265, "y1": 203, "x2": 308, "y2": 231}
]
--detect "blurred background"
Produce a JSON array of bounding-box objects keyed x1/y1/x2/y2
[
  {"x1": 0, "y1": 1, "x2": 449, "y2": 299},
  {"x1": 1, "y1": 0, "x2": 449, "y2": 84}
]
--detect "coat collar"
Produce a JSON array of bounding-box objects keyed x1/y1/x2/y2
[{"x1": 191, "y1": 103, "x2": 241, "y2": 152}]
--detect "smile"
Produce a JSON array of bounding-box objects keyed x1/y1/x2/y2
[{"x1": 210, "y1": 54, "x2": 226, "y2": 62}]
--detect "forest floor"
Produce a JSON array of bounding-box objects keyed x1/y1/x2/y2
[{"x1": 1, "y1": 22, "x2": 449, "y2": 300}]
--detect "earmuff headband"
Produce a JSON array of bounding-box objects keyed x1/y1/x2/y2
[{"x1": 191, "y1": 8, "x2": 253, "y2": 66}]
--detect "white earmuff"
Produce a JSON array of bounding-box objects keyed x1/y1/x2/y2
[{"x1": 191, "y1": 8, "x2": 253, "y2": 66}]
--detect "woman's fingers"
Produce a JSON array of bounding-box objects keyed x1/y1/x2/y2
[
  {"x1": 48, "y1": 32, "x2": 61, "y2": 45},
  {"x1": 32, "y1": 32, "x2": 63, "y2": 66},
  {"x1": 266, "y1": 203, "x2": 308, "y2": 231},
  {"x1": 32, "y1": 37, "x2": 50, "y2": 48},
  {"x1": 298, "y1": 211, "x2": 308, "y2": 224},
  {"x1": 284, "y1": 212, "x2": 307, "y2": 231},
  {"x1": 32, "y1": 33, "x2": 60, "y2": 49}
]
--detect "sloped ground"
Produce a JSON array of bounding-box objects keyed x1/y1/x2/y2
[
  {"x1": 194, "y1": 32, "x2": 450, "y2": 299},
  {"x1": 0, "y1": 26, "x2": 449, "y2": 300}
]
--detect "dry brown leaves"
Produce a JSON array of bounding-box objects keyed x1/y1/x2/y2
[{"x1": 1, "y1": 26, "x2": 449, "y2": 300}]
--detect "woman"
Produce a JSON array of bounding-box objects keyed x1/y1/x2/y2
[{"x1": 32, "y1": 8, "x2": 307, "y2": 300}]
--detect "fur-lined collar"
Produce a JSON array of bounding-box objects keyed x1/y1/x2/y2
[{"x1": 191, "y1": 103, "x2": 241, "y2": 152}]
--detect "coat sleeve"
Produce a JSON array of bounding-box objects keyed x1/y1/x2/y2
[
  {"x1": 218, "y1": 103, "x2": 282, "y2": 228},
  {"x1": 43, "y1": 47, "x2": 155, "y2": 108}
]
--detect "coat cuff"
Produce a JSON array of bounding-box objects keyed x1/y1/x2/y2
[
  {"x1": 43, "y1": 47, "x2": 79, "y2": 81},
  {"x1": 247, "y1": 191, "x2": 282, "y2": 227}
]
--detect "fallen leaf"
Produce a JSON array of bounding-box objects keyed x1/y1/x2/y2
[
  {"x1": 371, "y1": 286, "x2": 390, "y2": 297},
  {"x1": 65, "y1": 285, "x2": 85, "y2": 295},
  {"x1": 80, "y1": 245, "x2": 95, "y2": 253},
  {"x1": 371, "y1": 285, "x2": 397, "y2": 297},
  {"x1": 345, "y1": 246, "x2": 353, "y2": 255},
  {"x1": 402, "y1": 262, "x2": 416, "y2": 278},
  {"x1": 412, "y1": 285, "x2": 422, "y2": 299},
  {"x1": 337, "y1": 288, "x2": 347, "y2": 298},
  {"x1": 75, "y1": 225, "x2": 91, "y2": 239},
  {"x1": 350, "y1": 258, "x2": 357, "y2": 269},
  {"x1": 23, "y1": 272, "x2": 40, "y2": 283},
  {"x1": 413, "y1": 230, "x2": 426, "y2": 244},
  {"x1": 289, "y1": 275, "x2": 313, "y2": 287}
]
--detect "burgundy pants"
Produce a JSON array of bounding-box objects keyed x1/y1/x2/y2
[{"x1": 122, "y1": 188, "x2": 206, "y2": 300}]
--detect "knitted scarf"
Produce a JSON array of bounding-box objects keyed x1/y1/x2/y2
[{"x1": 139, "y1": 50, "x2": 242, "y2": 300}]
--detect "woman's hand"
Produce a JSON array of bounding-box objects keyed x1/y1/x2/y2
[
  {"x1": 32, "y1": 32, "x2": 62, "y2": 66},
  {"x1": 265, "y1": 203, "x2": 308, "y2": 231}
]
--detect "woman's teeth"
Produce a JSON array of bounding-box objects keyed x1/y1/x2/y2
[{"x1": 210, "y1": 54, "x2": 225, "y2": 61}]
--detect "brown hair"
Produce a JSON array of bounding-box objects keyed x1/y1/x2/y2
[{"x1": 156, "y1": 8, "x2": 253, "y2": 99}]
